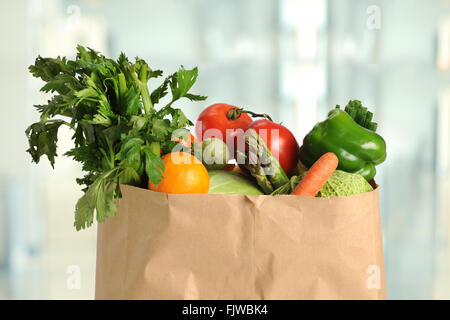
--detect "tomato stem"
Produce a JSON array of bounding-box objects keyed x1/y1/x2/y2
[{"x1": 227, "y1": 107, "x2": 273, "y2": 122}]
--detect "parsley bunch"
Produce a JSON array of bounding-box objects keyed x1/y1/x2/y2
[{"x1": 26, "y1": 46, "x2": 207, "y2": 230}]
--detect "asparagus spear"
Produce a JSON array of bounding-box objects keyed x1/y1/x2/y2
[
  {"x1": 271, "y1": 175, "x2": 302, "y2": 195},
  {"x1": 247, "y1": 130, "x2": 288, "y2": 189},
  {"x1": 238, "y1": 129, "x2": 289, "y2": 194},
  {"x1": 236, "y1": 149, "x2": 274, "y2": 194}
]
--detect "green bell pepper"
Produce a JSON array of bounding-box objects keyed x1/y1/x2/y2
[{"x1": 299, "y1": 103, "x2": 386, "y2": 181}]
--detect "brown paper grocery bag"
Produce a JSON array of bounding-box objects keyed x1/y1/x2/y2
[{"x1": 95, "y1": 185, "x2": 386, "y2": 300}]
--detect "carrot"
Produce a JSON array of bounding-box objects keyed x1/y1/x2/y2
[{"x1": 292, "y1": 152, "x2": 339, "y2": 197}]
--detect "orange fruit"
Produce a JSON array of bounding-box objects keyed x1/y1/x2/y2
[{"x1": 148, "y1": 152, "x2": 209, "y2": 194}]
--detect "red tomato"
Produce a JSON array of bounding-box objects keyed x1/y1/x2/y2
[
  {"x1": 244, "y1": 119, "x2": 299, "y2": 176},
  {"x1": 195, "y1": 103, "x2": 252, "y2": 151}
]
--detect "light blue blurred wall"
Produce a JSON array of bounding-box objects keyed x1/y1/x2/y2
[
  {"x1": 72, "y1": 0, "x2": 281, "y2": 124},
  {"x1": 328, "y1": 0, "x2": 449, "y2": 299},
  {"x1": 0, "y1": 0, "x2": 448, "y2": 299}
]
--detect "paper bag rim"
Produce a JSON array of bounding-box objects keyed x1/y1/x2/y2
[{"x1": 117, "y1": 183, "x2": 379, "y2": 201}]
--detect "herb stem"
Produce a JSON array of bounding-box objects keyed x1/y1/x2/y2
[
  {"x1": 118, "y1": 73, "x2": 127, "y2": 97},
  {"x1": 150, "y1": 141, "x2": 161, "y2": 156},
  {"x1": 138, "y1": 64, "x2": 153, "y2": 115}
]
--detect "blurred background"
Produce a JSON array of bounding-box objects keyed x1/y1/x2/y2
[{"x1": 0, "y1": 0, "x2": 449, "y2": 299}]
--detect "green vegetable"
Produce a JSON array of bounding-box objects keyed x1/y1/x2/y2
[
  {"x1": 343, "y1": 100, "x2": 378, "y2": 131},
  {"x1": 208, "y1": 170, "x2": 263, "y2": 195},
  {"x1": 314, "y1": 170, "x2": 373, "y2": 197},
  {"x1": 299, "y1": 100, "x2": 386, "y2": 181},
  {"x1": 26, "y1": 46, "x2": 207, "y2": 230},
  {"x1": 271, "y1": 170, "x2": 373, "y2": 197},
  {"x1": 236, "y1": 129, "x2": 289, "y2": 194},
  {"x1": 198, "y1": 138, "x2": 230, "y2": 170}
]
